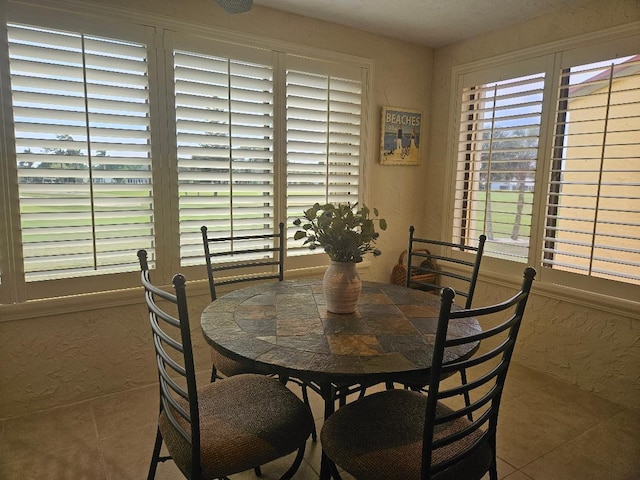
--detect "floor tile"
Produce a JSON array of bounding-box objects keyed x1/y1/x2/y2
[
  {"x1": 520, "y1": 407, "x2": 640, "y2": 480},
  {"x1": 495, "y1": 457, "x2": 516, "y2": 478},
  {"x1": 0, "y1": 454, "x2": 106, "y2": 480},
  {"x1": 0, "y1": 361, "x2": 636, "y2": 480},
  {"x1": 228, "y1": 447, "x2": 319, "y2": 479},
  {"x1": 0, "y1": 403, "x2": 103, "y2": 479},
  {"x1": 505, "y1": 363, "x2": 624, "y2": 419},
  {"x1": 91, "y1": 384, "x2": 158, "y2": 440},
  {"x1": 496, "y1": 384, "x2": 612, "y2": 468},
  {"x1": 101, "y1": 424, "x2": 180, "y2": 480},
  {"x1": 503, "y1": 471, "x2": 535, "y2": 479}
]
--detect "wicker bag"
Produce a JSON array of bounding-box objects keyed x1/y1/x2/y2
[{"x1": 390, "y1": 249, "x2": 440, "y2": 286}]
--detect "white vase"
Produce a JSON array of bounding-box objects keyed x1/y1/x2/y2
[{"x1": 323, "y1": 260, "x2": 362, "y2": 314}]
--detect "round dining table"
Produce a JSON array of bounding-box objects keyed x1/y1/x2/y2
[{"x1": 200, "y1": 278, "x2": 480, "y2": 479}]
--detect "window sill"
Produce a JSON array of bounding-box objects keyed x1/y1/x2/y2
[
  {"x1": 0, "y1": 263, "x2": 369, "y2": 322},
  {"x1": 480, "y1": 269, "x2": 639, "y2": 321}
]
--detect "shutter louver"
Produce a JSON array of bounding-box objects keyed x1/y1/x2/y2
[
  {"x1": 8, "y1": 23, "x2": 154, "y2": 281},
  {"x1": 174, "y1": 49, "x2": 275, "y2": 266},
  {"x1": 454, "y1": 73, "x2": 544, "y2": 261},
  {"x1": 286, "y1": 70, "x2": 361, "y2": 256},
  {"x1": 543, "y1": 56, "x2": 640, "y2": 284}
]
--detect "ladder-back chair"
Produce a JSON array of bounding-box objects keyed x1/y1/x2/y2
[
  {"x1": 321, "y1": 267, "x2": 537, "y2": 480},
  {"x1": 138, "y1": 250, "x2": 314, "y2": 480}
]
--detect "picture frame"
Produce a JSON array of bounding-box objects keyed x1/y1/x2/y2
[{"x1": 379, "y1": 106, "x2": 422, "y2": 166}]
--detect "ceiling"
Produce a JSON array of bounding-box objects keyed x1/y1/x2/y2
[{"x1": 252, "y1": 0, "x2": 597, "y2": 48}]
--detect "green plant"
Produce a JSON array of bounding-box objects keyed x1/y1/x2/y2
[{"x1": 293, "y1": 202, "x2": 387, "y2": 263}]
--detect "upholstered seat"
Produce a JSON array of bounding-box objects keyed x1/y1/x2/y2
[
  {"x1": 160, "y1": 374, "x2": 314, "y2": 479},
  {"x1": 321, "y1": 389, "x2": 493, "y2": 480}
]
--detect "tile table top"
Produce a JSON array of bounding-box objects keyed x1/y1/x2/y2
[{"x1": 201, "y1": 279, "x2": 480, "y2": 385}]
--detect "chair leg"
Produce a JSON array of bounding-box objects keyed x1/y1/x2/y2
[
  {"x1": 278, "y1": 443, "x2": 306, "y2": 480},
  {"x1": 327, "y1": 456, "x2": 343, "y2": 480},
  {"x1": 147, "y1": 426, "x2": 163, "y2": 480},
  {"x1": 489, "y1": 464, "x2": 498, "y2": 480},
  {"x1": 488, "y1": 433, "x2": 498, "y2": 480},
  {"x1": 301, "y1": 383, "x2": 318, "y2": 441},
  {"x1": 385, "y1": 381, "x2": 395, "y2": 390},
  {"x1": 254, "y1": 466, "x2": 262, "y2": 476},
  {"x1": 210, "y1": 363, "x2": 218, "y2": 383}
]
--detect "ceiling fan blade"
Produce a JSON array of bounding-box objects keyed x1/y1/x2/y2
[{"x1": 214, "y1": 0, "x2": 253, "y2": 14}]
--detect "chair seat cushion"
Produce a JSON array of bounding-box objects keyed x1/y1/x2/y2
[
  {"x1": 211, "y1": 348, "x2": 262, "y2": 377},
  {"x1": 320, "y1": 389, "x2": 492, "y2": 480},
  {"x1": 159, "y1": 374, "x2": 314, "y2": 479}
]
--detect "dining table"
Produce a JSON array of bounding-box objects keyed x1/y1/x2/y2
[{"x1": 200, "y1": 278, "x2": 480, "y2": 479}]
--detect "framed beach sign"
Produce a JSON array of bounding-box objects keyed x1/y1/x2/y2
[{"x1": 379, "y1": 106, "x2": 422, "y2": 166}]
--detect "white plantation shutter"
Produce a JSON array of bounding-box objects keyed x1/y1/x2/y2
[
  {"x1": 8, "y1": 23, "x2": 154, "y2": 281},
  {"x1": 173, "y1": 44, "x2": 275, "y2": 266},
  {"x1": 453, "y1": 72, "x2": 544, "y2": 261},
  {"x1": 0, "y1": 7, "x2": 371, "y2": 303},
  {"x1": 543, "y1": 55, "x2": 640, "y2": 285},
  {"x1": 286, "y1": 66, "x2": 362, "y2": 257}
]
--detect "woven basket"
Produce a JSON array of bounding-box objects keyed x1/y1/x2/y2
[{"x1": 390, "y1": 249, "x2": 440, "y2": 286}]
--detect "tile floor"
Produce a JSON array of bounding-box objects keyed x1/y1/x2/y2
[{"x1": 0, "y1": 362, "x2": 638, "y2": 479}]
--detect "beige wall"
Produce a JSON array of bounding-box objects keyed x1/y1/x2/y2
[
  {"x1": 1, "y1": 0, "x2": 639, "y2": 419},
  {"x1": 429, "y1": 0, "x2": 640, "y2": 409}
]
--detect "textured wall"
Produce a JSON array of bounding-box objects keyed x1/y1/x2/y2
[
  {"x1": 428, "y1": 0, "x2": 640, "y2": 409},
  {"x1": 471, "y1": 280, "x2": 640, "y2": 409},
  {"x1": 0, "y1": 294, "x2": 213, "y2": 417}
]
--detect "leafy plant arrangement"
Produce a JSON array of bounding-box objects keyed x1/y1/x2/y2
[{"x1": 293, "y1": 202, "x2": 387, "y2": 263}]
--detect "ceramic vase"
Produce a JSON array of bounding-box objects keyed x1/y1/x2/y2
[{"x1": 323, "y1": 260, "x2": 362, "y2": 314}]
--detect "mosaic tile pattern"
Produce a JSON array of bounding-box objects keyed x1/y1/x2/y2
[{"x1": 201, "y1": 280, "x2": 480, "y2": 385}]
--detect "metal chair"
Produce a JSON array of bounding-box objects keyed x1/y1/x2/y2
[
  {"x1": 321, "y1": 267, "x2": 537, "y2": 480},
  {"x1": 405, "y1": 225, "x2": 487, "y2": 309},
  {"x1": 137, "y1": 250, "x2": 314, "y2": 480},
  {"x1": 392, "y1": 227, "x2": 487, "y2": 395},
  {"x1": 201, "y1": 223, "x2": 317, "y2": 441},
  {"x1": 201, "y1": 223, "x2": 285, "y2": 305},
  {"x1": 201, "y1": 223, "x2": 285, "y2": 383}
]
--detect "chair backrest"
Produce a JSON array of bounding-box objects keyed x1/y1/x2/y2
[
  {"x1": 201, "y1": 222, "x2": 285, "y2": 301},
  {"x1": 421, "y1": 266, "x2": 536, "y2": 479},
  {"x1": 137, "y1": 250, "x2": 202, "y2": 478},
  {"x1": 405, "y1": 225, "x2": 486, "y2": 308}
]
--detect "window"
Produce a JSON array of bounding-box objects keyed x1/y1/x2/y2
[
  {"x1": 9, "y1": 23, "x2": 154, "y2": 281},
  {"x1": 451, "y1": 32, "x2": 640, "y2": 301},
  {"x1": 172, "y1": 39, "x2": 275, "y2": 267},
  {"x1": 0, "y1": 6, "x2": 370, "y2": 303},
  {"x1": 285, "y1": 59, "x2": 362, "y2": 257},
  {"x1": 543, "y1": 57, "x2": 640, "y2": 285},
  {"x1": 454, "y1": 72, "x2": 544, "y2": 261},
  {"x1": 3, "y1": 16, "x2": 157, "y2": 302}
]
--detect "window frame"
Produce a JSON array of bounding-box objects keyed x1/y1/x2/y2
[
  {"x1": 0, "y1": 0, "x2": 373, "y2": 305},
  {"x1": 445, "y1": 23, "x2": 640, "y2": 312}
]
